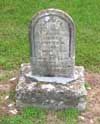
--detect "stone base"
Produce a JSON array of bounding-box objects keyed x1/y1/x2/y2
[{"x1": 16, "y1": 63, "x2": 87, "y2": 111}]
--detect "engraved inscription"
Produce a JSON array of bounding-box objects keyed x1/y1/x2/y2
[
  {"x1": 32, "y1": 16, "x2": 70, "y2": 76},
  {"x1": 30, "y1": 9, "x2": 75, "y2": 77}
]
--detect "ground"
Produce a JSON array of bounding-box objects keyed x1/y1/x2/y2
[
  {"x1": 0, "y1": 70, "x2": 100, "y2": 124},
  {"x1": 0, "y1": 0, "x2": 100, "y2": 123},
  {"x1": 78, "y1": 71, "x2": 100, "y2": 124}
]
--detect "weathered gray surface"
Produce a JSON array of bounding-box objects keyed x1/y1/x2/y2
[
  {"x1": 16, "y1": 9, "x2": 87, "y2": 111},
  {"x1": 24, "y1": 64, "x2": 85, "y2": 84},
  {"x1": 16, "y1": 63, "x2": 87, "y2": 111},
  {"x1": 29, "y1": 9, "x2": 75, "y2": 77}
]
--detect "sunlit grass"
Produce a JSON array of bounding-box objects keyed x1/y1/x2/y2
[{"x1": 0, "y1": 0, "x2": 100, "y2": 72}]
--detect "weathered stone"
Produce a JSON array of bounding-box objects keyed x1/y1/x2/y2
[
  {"x1": 20, "y1": 63, "x2": 85, "y2": 84},
  {"x1": 16, "y1": 9, "x2": 87, "y2": 111},
  {"x1": 29, "y1": 9, "x2": 75, "y2": 78},
  {"x1": 16, "y1": 63, "x2": 87, "y2": 111}
]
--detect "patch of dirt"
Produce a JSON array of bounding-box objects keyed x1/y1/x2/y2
[
  {"x1": 0, "y1": 77, "x2": 18, "y2": 93},
  {"x1": 0, "y1": 71, "x2": 18, "y2": 117},
  {"x1": 78, "y1": 72, "x2": 100, "y2": 124},
  {"x1": 0, "y1": 84, "x2": 10, "y2": 92}
]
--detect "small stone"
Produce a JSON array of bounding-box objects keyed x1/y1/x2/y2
[
  {"x1": 9, "y1": 109, "x2": 18, "y2": 115},
  {"x1": 87, "y1": 87, "x2": 91, "y2": 90},
  {"x1": 78, "y1": 116, "x2": 85, "y2": 121},
  {"x1": 8, "y1": 103, "x2": 14, "y2": 108},
  {"x1": 4, "y1": 96, "x2": 9, "y2": 100},
  {"x1": 9, "y1": 77, "x2": 16, "y2": 81},
  {"x1": 90, "y1": 119, "x2": 94, "y2": 124}
]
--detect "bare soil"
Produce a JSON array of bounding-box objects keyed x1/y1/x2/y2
[{"x1": 78, "y1": 71, "x2": 100, "y2": 124}]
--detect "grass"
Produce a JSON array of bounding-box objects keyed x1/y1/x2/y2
[
  {"x1": 0, "y1": 107, "x2": 46, "y2": 124},
  {"x1": 0, "y1": 107, "x2": 79, "y2": 124},
  {"x1": 0, "y1": 0, "x2": 100, "y2": 72},
  {"x1": 85, "y1": 82, "x2": 91, "y2": 90},
  {"x1": 0, "y1": 70, "x2": 17, "y2": 81},
  {"x1": 0, "y1": 0, "x2": 100, "y2": 124},
  {"x1": 57, "y1": 108, "x2": 80, "y2": 124}
]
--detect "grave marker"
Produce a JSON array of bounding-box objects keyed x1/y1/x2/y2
[
  {"x1": 29, "y1": 9, "x2": 75, "y2": 77},
  {"x1": 16, "y1": 9, "x2": 87, "y2": 111}
]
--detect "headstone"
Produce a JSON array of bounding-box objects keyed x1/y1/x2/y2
[
  {"x1": 29, "y1": 9, "x2": 75, "y2": 78},
  {"x1": 16, "y1": 9, "x2": 87, "y2": 111}
]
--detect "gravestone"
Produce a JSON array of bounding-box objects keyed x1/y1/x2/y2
[
  {"x1": 16, "y1": 9, "x2": 87, "y2": 111},
  {"x1": 29, "y1": 9, "x2": 75, "y2": 78}
]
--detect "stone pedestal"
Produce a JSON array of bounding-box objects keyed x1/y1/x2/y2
[{"x1": 16, "y1": 63, "x2": 87, "y2": 111}]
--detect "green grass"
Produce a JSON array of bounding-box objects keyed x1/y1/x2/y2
[
  {"x1": 0, "y1": 107, "x2": 46, "y2": 124},
  {"x1": 85, "y1": 82, "x2": 91, "y2": 90},
  {"x1": 0, "y1": 107, "x2": 79, "y2": 124},
  {"x1": 0, "y1": 70, "x2": 17, "y2": 81},
  {"x1": 57, "y1": 108, "x2": 80, "y2": 124},
  {"x1": 0, "y1": 1, "x2": 99, "y2": 123},
  {"x1": 0, "y1": 0, "x2": 100, "y2": 72}
]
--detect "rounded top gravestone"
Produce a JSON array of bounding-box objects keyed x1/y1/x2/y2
[{"x1": 29, "y1": 8, "x2": 75, "y2": 78}]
